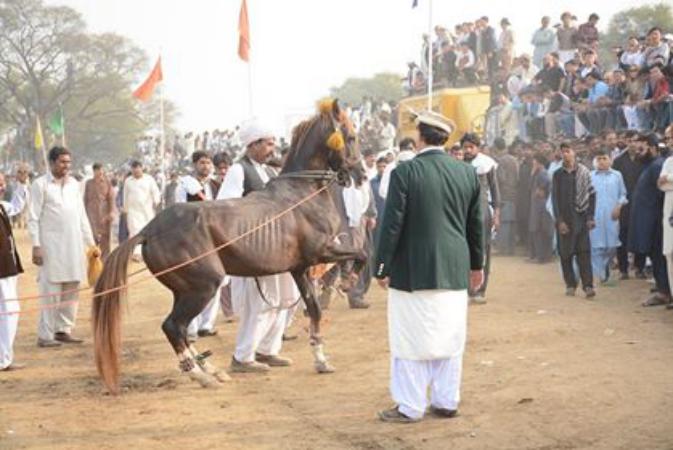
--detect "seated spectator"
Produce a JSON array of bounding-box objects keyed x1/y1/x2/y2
[
  {"x1": 577, "y1": 71, "x2": 609, "y2": 134},
  {"x1": 622, "y1": 66, "x2": 647, "y2": 130},
  {"x1": 516, "y1": 53, "x2": 540, "y2": 84},
  {"x1": 640, "y1": 64, "x2": 672, "y2": 131},
  {"x1": 544, "y1": 89, "x2": 575, "y2": 138},
  {"x1": 456, "y1": 42, "x2": 477, "y2": 84},
  {"x1": 619, "y1": 36, "x2": 645, "y2": 71},
  {"x1": 579, "y1": 49, "x2": 602, "y2": 79},
  {"x1": 562, "y1": 59, "x2": 581, "y2": 100},
  {"x1": 534, "y1": 52, "x2": 566, "y2": 92},
  {"x1": 643, "y1": 27, "x2": 670, "y2": 71}
]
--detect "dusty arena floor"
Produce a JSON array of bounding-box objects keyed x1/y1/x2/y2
[{"x1": 1, "y1": 229, "x2": 672, "y2": 450}]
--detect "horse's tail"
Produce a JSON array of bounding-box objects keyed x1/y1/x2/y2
[{"x1": 92, "y1": 232, "x2": 145, "y2": 394}]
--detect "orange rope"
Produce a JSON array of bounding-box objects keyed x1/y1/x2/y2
[{"x1": 0, "y1": 184, "x2": 332, "y2": 315}]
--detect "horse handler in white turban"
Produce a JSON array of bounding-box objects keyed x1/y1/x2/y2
[
  {"x1": 374, "y1": 111, "x2": 485, "y2": 423},
  {"x1": 217, "y1": 118, "x2": 299, "y2": 373}
]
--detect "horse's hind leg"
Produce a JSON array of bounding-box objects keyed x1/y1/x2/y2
[
  {"x1": 162, "y1": 290, "x2": 227, "y2": 387},
  {"x1": 292, "y1": 269, "x2": 334, "y2": 374}
]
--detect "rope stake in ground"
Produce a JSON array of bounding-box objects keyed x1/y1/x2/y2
[{"x1": 0, "y1": 182, "x2": 333, "y2": 315}]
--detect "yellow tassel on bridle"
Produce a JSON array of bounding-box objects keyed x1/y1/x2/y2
[
  {"x1": 318, "y1": 98, "x2": 335, "y2": 115},
  {"x1": 326, "y1": 130, "x2": 345, "y2": 151}
]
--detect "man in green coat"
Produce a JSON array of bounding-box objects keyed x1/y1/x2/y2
[{"x1": 375, "y1": 111, "x2": 485, "y2": 423}]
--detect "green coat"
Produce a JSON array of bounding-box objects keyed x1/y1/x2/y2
[{"x1": 374, "y1": 148, "x2": 484, "y2": 291}]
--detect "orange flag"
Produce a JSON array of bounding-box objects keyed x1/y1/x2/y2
[
  {"x1": 238, "y1": 0, "x2": 250, "y2": 62},
  {"x1": 133, "y1": 57, "x2": 163, "y2": 102}
]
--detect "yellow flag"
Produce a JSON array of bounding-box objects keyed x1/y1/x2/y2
[{"x1": 34, "y1": 116, "x2": 44, "y2": 150}]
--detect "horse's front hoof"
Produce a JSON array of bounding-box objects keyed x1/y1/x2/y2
[
  {"x1": 213, "y1": 370, "x2": 232, "y2": 383},
  {"x1": 187, "y1": 369, "x2": 221, "y2": 388},
  {"x1": 315, "y1": 361, "x2": 335, "y2": 374}
]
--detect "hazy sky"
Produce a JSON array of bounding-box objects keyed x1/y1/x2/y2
[{"x1": 47, "y1": 0, "x2": 648, "y2": 135}]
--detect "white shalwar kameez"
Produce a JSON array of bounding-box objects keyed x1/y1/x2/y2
[
  {"x1": 174, "y1": 175, "x2": 227, "y2": 336},
  {"x1": 123, "y1": 174, "x2": 160, "y2": 257},
  {"x1": 28, "y1": 173, "x2": 95, "y2": 341},
  {"x1": 0, "y1": 185, "x2": 27, "y2": 369},
  {"x1": 216, "y1": 160, "x2": 299, "y2": 361},
  {"x1": 388, "y1": 288, "x2": 469, "y2": 419},
  {"x1": 657, "y1": 156, "x2": 673, "y2": 291}
]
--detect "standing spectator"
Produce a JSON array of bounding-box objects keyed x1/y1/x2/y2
[
  {"x1": 516, "y1": 144, "x2": 534, "y2": 247},
  {"x1": 657, "y1": 143, "x2": 673, "y2": 309},
  {"x1": 613, "y1": 134, "x2": 645, "y2": 279},
  {"x1": 438, "y1": 42, "x2": 458, "y2": 87},
  {"x1": 551, "y1": 143, "x2": 596, "y2": 298},
  {"x1": 528, "y1": 154, "x2": 554, "y2": 263},
  {"x1": 479, "y1": 16, "x2": 498, "y2": 81},
  {"x1": 531, "y1": 16, "x2": 557, "y2": 69},
  {"x1": 213, "y1": 152, "x2": 233, "y2": 183},
  {"x1": 28, "y1": 147, "x2": 96, "y2": 347},
  {"x1": 462, "y1": 133, "x2": 500, "y2": 303},
  {"x1": 557, "y1": 12, "x2": 578, "y2": 64},
  {"x1": 494, "y1": 138, "x2": 518, "y2": 255},
  {"x1": 10, "y1": 164, "x2": 30, "y2": 229},
  {"x1": 174, "y1": 151, "x2": 224, "y2": 339},
  {"x1": 378, "y1": 111, "x2": 397, "y2": 151},
  {"x1": 498, "y1": 18, "x2": 515, "y2": 73},
  {"x1": 642, "y1": 27, "x2": 670, "y2": 71},
  {"x1": 374, "y1": 111, "x2": 483, "y2": 423},
  {"x1": 0, "y1": 172, "x2": 27, "y2": 370},
  {"x1": 577, "y1": 13, "x2": 600, "y2": 52},
  {"x1": 163, "y1": 172, "x2": 179, "y2": 209},
  {"x1": 123, "y1": 160, "x2": 160, "y2": 262},
  {"x1": 619, "y1": 36, "x2": 645, "y2": 71},
  {"x1": 590, "y1": 150, "x2": 627, "y2": 283},
  {"x1": 83, "y1": 163, "x2": 115, "y2": 259},
  {"x1": 370, "y1": 157, "x2": 387, "y2": 229},
  {"x1": 629, "y1": 134, "x2": 670, "y2": 306}
]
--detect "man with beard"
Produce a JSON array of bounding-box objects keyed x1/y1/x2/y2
[
  {"x1": 217, "y1": 119, "x2": 297, "y2": 373},
  {"x1": 629, "y1": 134, "x2": 671, "y2": 306},
  {"x1": 612, "y1": 134, "x2": 645, "y2": 279},
  {"x1": 551, "y1": 143, "x2": 596, "y2": 298},
  {"x1": 462, "y1": 133, "x2": 500, "y2": 303},
  {"x1": 175, "y1": 151, "x2": 224, "y2": 340}
]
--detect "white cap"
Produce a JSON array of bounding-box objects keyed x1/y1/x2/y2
[{"x1": 239, "y1": 117, "x2": 275, "y2": 148}]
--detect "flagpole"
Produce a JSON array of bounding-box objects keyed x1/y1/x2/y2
[
  {"x1": 37, "y1": 116, "x2": 48, "y2": 171},
  {"x1": 427, "y1": 0, "x2": 433, "y2": 111},
  {"x1": 60, "y1": 104, "x2": 66, "y2": 147},
  {"x1": 247, "y1": 60, "x2": 253, "y2": 116},
  {"x1": 159, "y1": 71, "x2": 167, "y2": 209}
]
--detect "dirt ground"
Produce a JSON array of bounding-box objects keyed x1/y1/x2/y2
[{"x1": 1, "y1": 229, "x2": 673, "y2": 450}]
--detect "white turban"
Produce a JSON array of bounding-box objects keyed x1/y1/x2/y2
[{"x1": 238, "y1": 117, "x2": 275, "y2": 148}]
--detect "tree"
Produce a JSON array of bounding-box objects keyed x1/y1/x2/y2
[
  {"x1": 599, "y1": 3, "x2": 673, "y2": 65},
  {"x1": 0, "y1": 0, "x2": 176, "y2": 167},
  {"x1": 330, "y1": 72, "x2": 405, "y2": 106}
]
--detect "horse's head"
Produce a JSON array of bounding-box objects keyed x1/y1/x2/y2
[{"x1": 282, "y1": 98, "x2": 361, "y2": 185}]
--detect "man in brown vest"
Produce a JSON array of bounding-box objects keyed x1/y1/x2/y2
[
  {"x1": 0, "y1": 172, "x2": 28, "y2": 371},
  {"x1": 84, "y1": 163, "x2": 115, "y2": 259}
]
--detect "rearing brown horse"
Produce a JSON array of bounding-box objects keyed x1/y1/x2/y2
[{"x1": 93, "y1": 99, "x2": 365, "y2": 393}]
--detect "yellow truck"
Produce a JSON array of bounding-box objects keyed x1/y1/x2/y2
[{"x1": 397, "y1": 86, "x2": 491, "y2": 146}]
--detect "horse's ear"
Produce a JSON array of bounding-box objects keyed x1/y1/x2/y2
[{"x1": 332, "y1": 99, "x2": 341, "y2": 118}]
